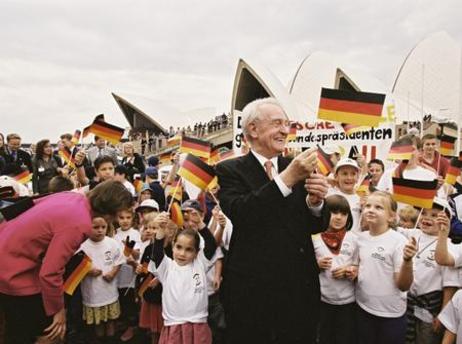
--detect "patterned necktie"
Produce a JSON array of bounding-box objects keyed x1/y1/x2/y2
[{"x1": 264, "y1": 160, "x2": 274, "y2": 180}]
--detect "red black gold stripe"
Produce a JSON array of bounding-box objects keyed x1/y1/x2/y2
[
  {"x1": 342, "y1": 123, "x2": 370, "y2": 136},
  {"x1": 89, "y1": 119, "x2": 124, "y2": 145},
  {"x1": 387, "y1": 141, "x2": 414, "y2": 161},
  {"x1": 440, "y1": 135, "x2": 456, "y2": 156},
  {"x1": 179, "y1": 136, "x2": 211, "y2": 159},
  {"x1": 317, "y1": 146, "x2": 334, "y2": 176},
  {"x1": 177, "y1": 154, "x2": 215, "y2": 190},
  {"x1": 170, "y1": 202, "x2": 184, "y2": 227},
  {"x1": 318, "y1": 88, "x2": 385, "y2": 127},
  {"x1": 392, "y1": 178, "x2": 438, "y2": 208},
  {"x1": 63, "y1": 254, "x2": 92, "y2": 295}
]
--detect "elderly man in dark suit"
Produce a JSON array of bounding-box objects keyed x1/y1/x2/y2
[
  {"x1": 0, "y1": 133, "x2": 32, "y2": 176},
  {"x1": 216, "y1": 98, "x2": 328, "y2": 344}
]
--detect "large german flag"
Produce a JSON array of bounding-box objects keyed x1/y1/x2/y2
[
  {"x1": 445, "y1": 157, "x2": 462, "y2": 185},
  {"x1": 87, "y1": 117, "x2": 125, "y2": 145},
  {"x1": 387, "y1": 141, "x2": 414, "y2": 161},
  {"x1": 179, "y1": 136, "x2": 211, "y2": 160},
  {"x1": 83, "y1": 114, "x2": 104, "y2": 137},
  {"x1": 170, "y1": 202, "x2": 184, "y2": 227},
  {"x1": 317, "y1": 146, "x2": 334, "y2": 176},
  {"x1": 392, "y1": 178, "x2": 438, "y2": 209},
  {"x1": 177, "y1": 154, "x2": 215, "y2": 190},
  {"x1": 63, "y1": 252, "x2": 92, "y2": 295},
  {"x1": 59, "y1": 147, "x2": 76, "y2": 169},
  {"x1": 440, "y1": 135, "x2": 457, "y2": 157},
  {"x1": 318, "y1": 88, "x2": 385, "y2": 127}
]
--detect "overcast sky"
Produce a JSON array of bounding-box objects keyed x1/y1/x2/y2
[{"x1": 1, "y1": 0, "x2": 461, "y2": 142}]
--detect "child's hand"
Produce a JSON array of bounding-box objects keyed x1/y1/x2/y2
[
  {"x1": 345, "y1": 266, "x2": 358, "y2": 281},
  {"x1": 403, "y1": 237, "x2": 418, "y2": 261},
  {"x1": 135, "y1": 264, "x2": 146, "y2": 275},
  {"x1": 331, "y1": 266, "x2": 347, "y2": 279},
  {"x1": 102, "y1": 272, "x2": 116, "y2": 283},
  {"x1": 317, "y1": 257, "x2": 332, "y2": 270},
  {"x1": 213, "y1": 275, "x2": 222, "y2": 291},
  {"x1": 217, "y1": 213, "x2": 227, "y2": 228},
  {"x1": 212, "y1": 205, "x2": 220, "y2": 219},
  {"x1": 148, "y1": 277, "x2": 160, "y2": 289},
  {"x1": 436, "y1": 211, "x2": 450, "y2": 237},
  {"x1": 88, "y1": 268, "x2": 102, "y2": 277},
  {"x1": 155, "y1": 212, "x2": 170, "y2": 229},
  {"x1": 74, "y1": 149, "x2": 86, "y2": 166}
]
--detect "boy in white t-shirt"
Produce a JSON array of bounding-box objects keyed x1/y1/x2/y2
[
  {"x1": 327, "y1": 158, "x2": 362, "y2": 232},
  {"x1": 438, "y1": 289, "x2": 462, "y2": 344}
]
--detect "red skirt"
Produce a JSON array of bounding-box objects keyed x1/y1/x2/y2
[
  {"x1": 139, "y1": 301, "x2": 163, "y2": 333},
  {"x1": 159, "y1": 322, "x2": 212, "y2": 344}
]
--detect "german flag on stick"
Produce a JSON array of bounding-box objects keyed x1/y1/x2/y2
[
  {"x1": 387, "y1": 141, "x2": 414, "y2": 161},
  {"x1": 392, "y1": 178, "x2": 438, "y2": 209},
  {"x1": 286, "y1": 122, "x2": 297, "y2": 142},
  {"x1": 124, "y1": 236, "x2": 136, "y2": 257},
  {"x1": 170, "y1": 202, "x2": 184, "y2": 227},
  {"x1": 317, "y1": 145, "x2": 334, "y2": 176},
  {"x1": 356, "y1": 175, "x2": 370, "y2": 196},
  {"x1": 63, "y1": 253, "x2": 92, "y2": 295},
  {"x1": 318, "y1": 88, "x2": 385, "y2": 127},
  {"x1": 14, "y1": 170, "x2": 32, "y2": 184},
  {"x1": 440, "y1": 135, "x2": 456, "y2": 157},
  {"x1": 179, "y1": 136, "x2": 211, "y2": 160},
  {"x1": 166, "y1": 181, "x2": 183, "y2": 202},
  {"x1": 445, "y1": 158, "x2": 462, "y2": 185},
  {"x1": 82, "y1": 114, "x2": 104, "y2": 138},
  {"x1": 71, "y1": 130, "x2": 81, "y2": 145},
  {"x1": 88, "y1": 118, "x2": 124, "y2": 145},
  {"x1": 59, "y1": 147, "x2": 76, "y2": 169},
  {"x1": 177, "y1": 154, "x2": 216, "y2": 190}
]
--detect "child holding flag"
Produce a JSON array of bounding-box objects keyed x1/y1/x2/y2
[
  {"x1": 148, "y1": 209, "x2": 217, "y2": 344},
  {"x1": 356, "y1": 191, "x2": 417, "y2": 344},
  {"x1": 114, "y1": 208, "x2": 141, "y2": 342},
  {"x1": 79, "y1": 216, "x2": 124, "y2": 341},
  {"x1": 312, "y1": 194, "x2": 358, "y2": 344}
]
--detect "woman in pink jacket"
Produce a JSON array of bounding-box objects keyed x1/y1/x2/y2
[{"x1": 0, "y1": 180, "x2": 133, "y2": 344}]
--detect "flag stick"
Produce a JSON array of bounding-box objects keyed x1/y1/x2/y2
[
  {"x1": 208, "y1": 190, "x2": 220, "y2": 207},
  {"x1": 167, "y1": 177, "x2": 182, "y2": 213},
  {"x1": 413, "y1": 207, "x2": 424, "y2": 229}
]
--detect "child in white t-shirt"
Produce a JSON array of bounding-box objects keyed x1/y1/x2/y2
[
  {"x1": 79, "y1": 216, "x2": 124, "y2": 340},
  {"x1": 148, "y1": 210, "x2": 217, "y2": 344},
  {"x1": 114, "y1": 208, "x2": 141, "y2": 342},
  {"x1": 356, "y1": 191, "x2": 417, "y2": 344},
  {"x1": 398, "y1": 199, "x2": 461, "y2": 344},
  {"x1": 438, "y1": 289, "x2": 462, "y2": 344},
  {"x1": 327, "y1": 158, "x2": 362, "y2": 232},
  {"x1": 312, "y1": 194, "x2": 359, "y2": 344}
]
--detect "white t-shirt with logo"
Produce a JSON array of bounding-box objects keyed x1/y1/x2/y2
[
  {"x1": 80, "y1": 236, "x2": 125, "y2": 307},
  {"x1": 148, "y1": 251, "x2": 210, "y2": 326},
  {"x1": 356, "y1": 229, "x2": 408, "y2": 317},
  {"x1": 312, "y1": 231, "x2": 358, "y2": 305},
  {"x1": 397, "y1": 228, "x2": 461, "y2": 296},
  {"x1": 114, "y1": 228, "x2": 142, "y2": 288},
  {"x1": 438, "y1": 289, "x2": 462, "y2": 342},
  {"x1": 326, "y1": 188, "x2": 361, "y2": 232}
]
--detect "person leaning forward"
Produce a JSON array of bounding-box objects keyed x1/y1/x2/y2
[{"x1": 216, "y1": 98, "x2": 328, "y2": 344}]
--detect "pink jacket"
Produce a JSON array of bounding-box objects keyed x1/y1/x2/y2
[{"x1": 0, "y1": 192, "x2": 92, "y2": 316}]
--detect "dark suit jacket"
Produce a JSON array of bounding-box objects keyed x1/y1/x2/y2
[
  {"x1": 216, "y1": 152, "x2": 325, "y2": 341},
  {"x1": 0, "y1": 148, "x2": 32, "y2": 176}
]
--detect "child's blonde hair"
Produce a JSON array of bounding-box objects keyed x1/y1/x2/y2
[
  {"x1": 398, "y1": 205, "x2": 419, "y2": 226},
  {"x1": 368, "y1": 191, "x2": 398, "y2": 228}
]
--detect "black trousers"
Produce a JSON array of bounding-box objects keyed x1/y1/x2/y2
[
  {"x1": 0, "y1": 293, "x2": 52, "y2": 344},
  {"x1": 318, "y1": 301, "x2": 357, "y2": 344}
]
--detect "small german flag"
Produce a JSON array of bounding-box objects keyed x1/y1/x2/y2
[
  {"x1": 442, "y1": 125, "x2": 458, "y2": 139},
  {"x1": 170, "y1": 202, "x2": 184, "y2": 227},
  {"x1": 133, "y1": 179, "x2": 144, "y2": 194},
  {"x1": 440, "y1": 135, "x2": 456, "y2": 157},
  {"x1": 167, "y1": 135, "x2": 181, "y2": 148},
  {"x1": 317, "y1": 146, "x2": 334, "y2": 176},
  {"x1": 392, "y1": 178, "x2": 438, "y2": 209},
  {"x1": 63, "y1": 252, "x2": 92, "y2": 295},
  {"x1": 59, "y1": 147, "x2": 76, "y2": 169},
  {"x1": 286, "y1": 123, "x2": 297, "y2": 142},
  {"x1": 177, "y1": 154, "x2": 216, "y2": 190},
  {"x1": 318, "y1": 88, "x2": 385, "y2": 127},
  {"x1": 71, "y1": 130, "x2": 81, "y2": 145},
  {"x1": 387, "y1": 141, "x2": 414, "y2": 161},
  {"x1": 87, "y1": 117, "x2": 125, "y2": 145},
  {"x1": 138, "y1": 273, "x2": 155, "y2": 298},
  {"x1": 159, "y1": 152, "x2": 172, "y2": 166},
  {"x1": 179, "y1": 136, "x2": 211, "y2": 160},
  {"x1": 166, "y1": 181, "x2": 183, "y2": 202},
  {"x1": 445, "y1": 158, "x2": 462, "y2": 185},
  {"x1": 356, "y1": 176, "x2": 370, "y2": 196},
  {"x1": 124, "y1": 236, "x2": 136, "y2": 257},
  {"x1": 83, "y1": 114, "x2": 105, "y2": 138},
  {"x1": 342, "y1": 123, "x2": 370, "y2": 136},
  {"x1": 13, "y1": 170, "x2": 32, "y2": 184}
]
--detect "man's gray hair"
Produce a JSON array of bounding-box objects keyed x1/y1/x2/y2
[{"x1": 241, "y1": 97, "x2": 284, "y2": 141}]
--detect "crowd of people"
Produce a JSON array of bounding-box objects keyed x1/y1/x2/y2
[{"x1": 2, "y1": 97, "x2": 462, "y2": 344}]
